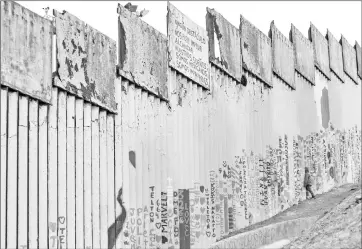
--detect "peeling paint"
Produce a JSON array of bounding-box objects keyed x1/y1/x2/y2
[
  {"x1": 117, "y1": 4, "x2": 168, "y2": 100},
  {"x1": 118, "y1": 19, "x2": 127, "y2": 69},
  {"x1": 53, "y1": 9, "x2": 117, "y2": 112},
  {"x1": 206, "y1": 8, "x2": 242, "y2": 83}
]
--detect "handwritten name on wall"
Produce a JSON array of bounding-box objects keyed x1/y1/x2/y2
[{"x1": 45, "y1": 125, "x2": 358, "y2": 249}]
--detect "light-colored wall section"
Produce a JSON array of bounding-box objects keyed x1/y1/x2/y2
[
  {"x1": 0, "y1": 88, "x2": 8, "y2": 249},
  {"x1": 1, "y1": 2, "x2": 361, "y2": 249},
  {"x1": 328, "y1": 72, "x2": 361, "y2": 130}
]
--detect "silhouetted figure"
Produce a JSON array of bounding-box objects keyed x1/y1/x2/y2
[
  {"x1": 304, "y1": 167, "x2": 316, "y2": 199},
  {"x1": 108, "y1": 188, "x2": 127, "y2": 249}
]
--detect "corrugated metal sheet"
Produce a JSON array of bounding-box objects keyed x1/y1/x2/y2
[
  {"x1": 53, "y1": 9, "x2": 117, "y2": 112},
  {"x1": 356, "y1": 42, "x2": 362, "y2": 79},
  {"x1": 240, "y1": 15, "x2": 273, "y2": 87},
  {"x1": 117, "y1": 4, "x2": 168, "y2": 100},
  {"x1": 1, "y1": 66, "x2": 361, "y2": 249},
  {"x1": 291, "y1": 24, "x2": 315, "y2": 85},
  {"x1": 309, "y1": 23, "x2": 331, "y2": 80},
  {"x1": 206, "y1": 8, "x2": 242, "y2": 82},
  {"x1": 270, "y1": 22, "x2": 296, "y2": 89},
  {"x1": 341, "y1": 35, "x2": 358, "y2": 84},
  {"x1": 1, "y1": 2, "x2": 361, "y2": 249},
  {"x1": 0, "y1": 0, "x2": 53, "y2": 103},
  {"x1": 327, "y1": 30, "x2": 345, "y2": 82}
]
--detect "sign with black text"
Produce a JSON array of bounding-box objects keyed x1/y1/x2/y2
[{"x1": 167, "y1": 2, "x2": 210, "y2": 89}]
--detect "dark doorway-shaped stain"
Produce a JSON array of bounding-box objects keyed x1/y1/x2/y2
[
  {"x1": 321, "y1": 87, "x2": 330, "y2": 129},
  {"x1": 129, "y1": 151, "x2": 136, "y2": 168}
]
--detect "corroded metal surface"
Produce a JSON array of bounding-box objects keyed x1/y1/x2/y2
[
  {"x1": 168, "y1": 2, "x2": 209, "y2": 89},
  {"x1": 1, "y1": 1, "x2": 53, "y2": 103},
  {"x1": 309, "y1": 23, "x2": 331, "y2": 80},
  {"x1": 240, "y1": 15, "x2": 272, "y2": 87},
  {"x1": 291, "y1": 24, "x2": 315, "y2": 85},
  {"x1": 206, "y1": 8, "x2": 242, "y2": 83},
  {"x1": 327, "y1": 30, "x2": 344, "y2": 83},
  {"x1": 356, "y1": 42, "x2": 362, "y2": 79},
  {"x1": 118, "y1": 4, "x2": 168, "y2": 99},
  {"x1": 270, "y1": 22, "x2": 295, "y2": 89},
  {"x1": 53, "y1": 10, "x2": 117, "y2": 112},
  {"x1": 340, "y1": 36, "x2": 358, "y2": 84}
]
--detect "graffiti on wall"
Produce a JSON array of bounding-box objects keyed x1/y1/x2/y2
[{"x1": 103, "y1": 125, "x2": 361, "y2": 248}]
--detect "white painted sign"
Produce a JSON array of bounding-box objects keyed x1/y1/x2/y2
[{"x1": 167, "y1": 2, "x2": 210, "y2": 89}]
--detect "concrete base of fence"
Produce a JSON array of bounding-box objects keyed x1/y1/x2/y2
[{"x1": 208, "y1": 216, "x2": 319, "y2": 249}]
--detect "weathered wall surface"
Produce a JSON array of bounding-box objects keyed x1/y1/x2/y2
[
  {"x1": 240, "y1": 15, "x2": 273, "y2": 87},
  {"x1": 1, "y1": 2, "x2": 361, "y2": 249},
  {"x1": 270, "y1": 21, "x2": 296, "y2": 89},
  {"x1": 53, "y1": 10, "x2": 117, "y2": 112},
  {"x1": 291, "y1": 24, "x2": 315, "y2": 85},
  {"x1": 1, "y1": 1, "x2": 53, "y2": 103},
  {"x1": 206, "y1": 8, "x2": 242, "y2": 82},
  {"x1": 118, "y1": 4, "x2": 168, "y2": 99},
  {"x1": 327, "y1": 30, "x2": 345, "y2": 82}
]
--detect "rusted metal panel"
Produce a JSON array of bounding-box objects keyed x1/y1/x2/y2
[
  {"x1": 240, "y1": 15, "x2": 273, "y2": 87},
  {"x1": 167, "y1": 2, "x2": 210, "y2": 89},
  {"x1": 327, "y1": 30, "x2": 344, "y2": 82},
  {"x1": 117, "y1": 4, "x2": 168, "y2": 100},
  {"x1": 206, "y1": 8, "x2": 242, "y2": 83},
  {"x1": 1, "y1": 1, "x2": 53, "y2": 103},
  {"x1": 356, "y1": 42, "x2": 362, "y2": 79},
  {"x1": 53, "y1": 10, "x2": 117, "y2": 112},
  {"x1": 270, "y1": 22, "x2": 295, "y2": 89},
  {"x1": 309, "y1": 23, "x2": 331, "y2": 80},
  {"x1": 291, "y1": 24, "x2": 315, "y2": 85},
  {"x1": 340, "y1": 36, "x2": 358, "y2": 84}
]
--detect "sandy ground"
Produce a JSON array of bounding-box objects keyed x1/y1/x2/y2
[
  {"x1": 283, "y1": 188, "x2": 361, "y2": 249},
  {"x1": 221, "y1": 183, "x2": 360, "y2": 241}
]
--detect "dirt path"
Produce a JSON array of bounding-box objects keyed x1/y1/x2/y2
[
  {"x1": 283, "y1": 187, "x2": 361, "y2": 249},
  {"x1": 221, "y1": 183, "x2": 360, "y2": 241}
]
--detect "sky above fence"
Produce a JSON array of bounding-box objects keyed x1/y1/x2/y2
[{"x1": 18, "y1": 1, "x2": 361, "y2": 50}]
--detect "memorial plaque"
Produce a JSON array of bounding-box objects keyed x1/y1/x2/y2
[
  {"x1": 291, "y1": 24, "x2": 315, "y2": 85},
  {"x1": 1, "y1": 1, "x2": 53, "y2": 103},
  {"x1": 206, "y1": 8, "x2": 242, "y2": 82},
  {"x1": 309, "y1": 23, "x2": 331, "y2": 79},
  {"x1": 327, "y1": 30, "x2": 344, "y2": 82},
  {"x1": 270, "y1": 22, "x2": 295, "y2": 89},
  {"x1": 54, "y1": 10, "x2": 117, "y2": 112},
  {"x1": 167, "y1": 2, "x2": 210, "y2": 89},
  {"x1": 341, "y1": 36, "x2": 358, "y2": 84},
  {"x1": 117, "y1": 4, "x2": 168, "y2": 100},
  {"x1": 240, "y1": 15, "x2": 273, "y2": 87},
  {"x1": 356, "y1": 42, "x2": 362, "y2": 79}
]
